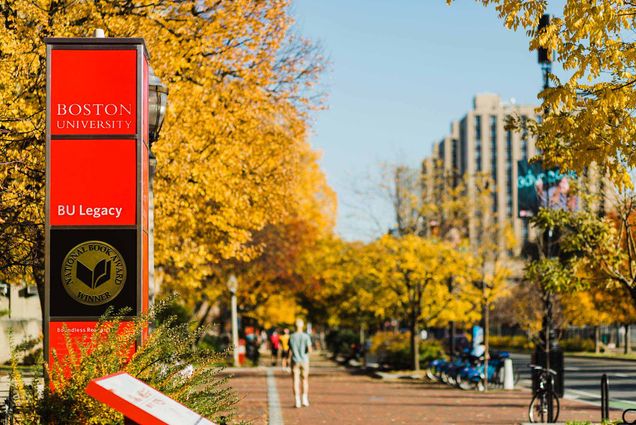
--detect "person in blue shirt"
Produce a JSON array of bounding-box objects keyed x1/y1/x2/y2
[{"x1": 288, "y1": 318, "x2": 312, "y2": 408}]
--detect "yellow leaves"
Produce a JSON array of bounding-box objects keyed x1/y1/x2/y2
[
  {"x1": 0, "y1": 1, "x2": 332, "y2": 303},
  {"x1": 359, "y1": 234, "x2": 479, "y2": 325},
  {"x1": 451, "y1": 0, "x2": 636, "y2": 187},
  {"x1": 251, "y1": 293, "x2": 301, "y2": 328},
  {"x1": 561, "y1": 285, "x2": 635, "y2": 327}
]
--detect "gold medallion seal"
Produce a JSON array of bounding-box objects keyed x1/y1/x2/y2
[{"x1": 61, "y1": 240, "x2": 126, "y2": 306}]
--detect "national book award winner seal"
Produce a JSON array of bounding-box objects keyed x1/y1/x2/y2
[{"x1": 62, "y1": 241, "x2": 127, "y2": 306}]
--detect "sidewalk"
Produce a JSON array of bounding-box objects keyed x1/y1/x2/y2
[{"x1": 228, "y1": 353, "x2": 608, "y2": 425}]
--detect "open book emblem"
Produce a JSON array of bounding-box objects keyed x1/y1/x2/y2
[
  {"x1": 76, "y1": 259, "x2": 112, "y2": 289},
  {"x1": 61, "y1": 240, "x2": 127, "y2": 306}
]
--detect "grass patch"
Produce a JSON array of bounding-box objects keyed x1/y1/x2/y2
[{"x1": 566, "y1": 351, "x2": 636, "y2": 361}]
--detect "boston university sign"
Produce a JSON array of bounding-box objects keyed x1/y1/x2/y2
[{"x1": 45, "y1": 37, "x2": 151, "y2": 361}]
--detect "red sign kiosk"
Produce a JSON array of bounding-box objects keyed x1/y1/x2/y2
[{"x1": 45, "y1": 37, "x2": 151, "y2": 362}]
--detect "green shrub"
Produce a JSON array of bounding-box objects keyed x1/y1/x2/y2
[
  {"x1": 369, "y1": 331, "x2": 445, "y2": 370},
  {"x1": 200, "y1": 334, "x2": 231, "y2": 354},
  {"x1": 489, "y1": 335, "x2": 534, "y2": 351},
  {"x1": 154, "y1": 298, "x2": 192, "y2": 326},
  {"x1": 489, "y1": 335, "x2": 595, "y2": 352},
  {"x1": 9, "y1": 301, "x2": 237, "y2": 424},
  {"x1": 560, "y1": 336, "x2": 595, "y2": 352},
  {"x1": 420, "y1": 340, "x2": 445, "y2": 363},
  {"x1": 326, "y1": 328, "x2": 358, "y2": 358}
]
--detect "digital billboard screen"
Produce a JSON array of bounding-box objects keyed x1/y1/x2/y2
[{"x1": 517, "y1": 159, "x2": 578, "y2": 218}]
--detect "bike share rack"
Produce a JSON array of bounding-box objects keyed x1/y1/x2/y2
[{"x1": 621, "y1": 410, "x2": 636, "y2": 425}]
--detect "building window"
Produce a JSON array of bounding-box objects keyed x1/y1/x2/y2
[
  {"x1": 521, "y1": 115, "x2": 529, "y2": 160},
  {"x1": 506, "y1": 127, "x2": 513, "y2": 217},
  {"x1": 452, "y1": 139, "x2": 458, "y2": 169},
  {"x1": 475, "y1": 115, "x2": 482, "y2": 141},
  {"x1": 452, "y1": 139, "x2": 459, "y2": 184},
  {"x1": 490, "y1": 115, "x2": 497, "y2": 183},
  {"x1": 475, "y1": 116, "x2": 482, "y2": 171},
  {"x1": 476, "y1": 142, "x2": 482, "y2": 171},
  {"x1": 460, "y1": 119, "x2": 467, "y2": 174},
  {"x1": 506, "y1": 127, "x2": 512, "y2": 152}
]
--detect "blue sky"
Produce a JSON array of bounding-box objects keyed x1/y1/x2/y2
[{"x1": 292, "y1": 0, "x2": 561, "y2": 241}]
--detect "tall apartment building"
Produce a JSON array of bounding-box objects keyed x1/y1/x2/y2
[{"x1": 423, "y1": 93, "x2": 611, "y2": 254}]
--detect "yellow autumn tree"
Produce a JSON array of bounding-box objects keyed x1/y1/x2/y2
[
  {"x1": 293, "y1": 236, "x2": 376, "y2": 328},
  {"x1": 218, "y1": 148, "x2": 337, "y2": 326},
  {"x1": 0, "y1": 1, "x2": 329, "y2": 315},
  {"x1": 367, "y1": 234, "x2": 478, "y2": 371},
  {"x1": 422, "y1": 165, "x2": 513, "y2": 376},
  {"x1": 560, "y1": 289, "x2": 612, "y2": 353},
  {"x1": 450, "y1": 0, "x2": 636, "y2": 187}
]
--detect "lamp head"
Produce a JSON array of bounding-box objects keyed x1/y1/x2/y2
[
  {"x1": 227, "y1": 274, "x2": 238, "y2": 293},
  {"x1": 148, "y1": 66, "x2": 168, "y2": 147}
]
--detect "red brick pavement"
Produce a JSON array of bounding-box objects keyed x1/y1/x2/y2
[
  {"x1": 225, "y1": 368, "x2": 268, "y2": 425},
  {"x1": 229, "y1": 355, "x2": 610, "y2": 424}
]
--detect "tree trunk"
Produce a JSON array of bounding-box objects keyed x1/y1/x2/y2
[
  {"x1": 411, "y1": 329, "x2": 419, "y2": 371},
  {"x1": 360, "y1": 323, "x2": 365, "y2": 346},
  {"x1": 449, "y1": 320, "x2": 456, "y2": 360},
  {"x1": 34, "y1": 269, "x2": 45, "y2": 321},
  {"x1": 409, "y1": 315, "x2": 419, "y2": 371},
  {"x1": 625, "y1": 324, "x2": 631, "y2": 355},
  {"x1": 482, "y1": 299, "x2": 489, "y2": 391},
  {"x1": 595, "y1": 326, "x2": 601, "y2": 354}
]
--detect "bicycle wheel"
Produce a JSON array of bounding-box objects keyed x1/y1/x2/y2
[
  {"x1": 458, "y1": 379, "x2": 472, "y2": 391},
  {"x1": 528, "y1": 390, "x2": 560, "y2": 423}
]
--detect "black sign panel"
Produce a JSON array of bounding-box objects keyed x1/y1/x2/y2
[{"x1": 50, "y1": 228, "x2": 137, "y2": 317}]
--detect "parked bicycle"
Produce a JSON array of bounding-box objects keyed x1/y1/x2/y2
[
  {"x1": 528, "y1": 364, "x2": 559, "y2": 423},
  {"x1": 426, "y1": 350, "x2": 519, "y2": 392},
  {"x1": 0, "y1": 385, "x2": 16, "y2": 425}
]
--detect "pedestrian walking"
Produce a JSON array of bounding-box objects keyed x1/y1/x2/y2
[
  {"x1": 245, "y1": 327, "x2": 260, "y2": 364},
  {"x1": 280, "y1": 328, "x2": 291, "y2": 372},
  {"x1": 270, "y1": 329, "x2": 281, "y2": 366},
  {"x1": 289, "y1": 318, "x2": 312, "y2": 408}
]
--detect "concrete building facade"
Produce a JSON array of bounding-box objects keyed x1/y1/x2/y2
[
  {"x1": 0, "y1": 282, "x2": 41, "y2": 363},
  {"x1": 423, "y1": 93, "x2": 610, "y2": 254}
]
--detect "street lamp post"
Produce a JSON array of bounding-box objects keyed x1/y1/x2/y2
[
  {"x1": 147, "y1": 67, "x2": 168, "y2": 304},
  {"x1": 148, "y1": 67, "x2": 169, "y2": 146},
  {"x1": 227, "y1": 274, "x2": 240, "y2": 367},
  {"x1": 535, "y1": 14, "x2": 562, "y2": 422}
]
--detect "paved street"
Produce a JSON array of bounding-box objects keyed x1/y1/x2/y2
[
  {"x1": 512, "y1": 352, "x2": 636, "y2": 411},
  {"x1": 229, "y1": 353, "x2": 602, "y2": 424}
]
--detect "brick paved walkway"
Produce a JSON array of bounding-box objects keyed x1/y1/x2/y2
[
  {"x1": 228, "y1": 353, "x2": 612, "y2": 425},
  {"x1": 227, "y1": 367, "x2": 269, "y2": 424}
]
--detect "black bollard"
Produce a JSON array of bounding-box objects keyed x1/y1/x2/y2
[{"x1": 601, "y1": 373, "x2": 609, "y2": 422}]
